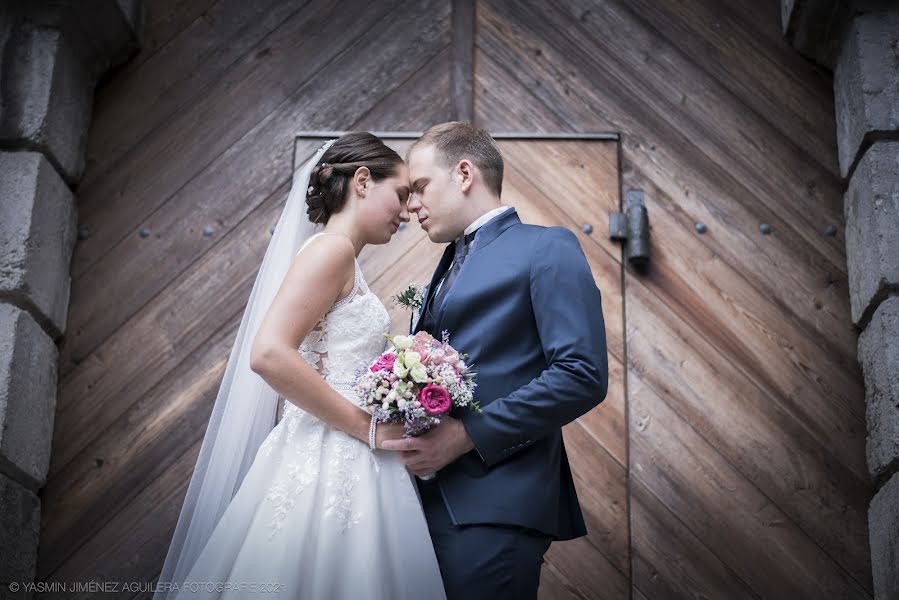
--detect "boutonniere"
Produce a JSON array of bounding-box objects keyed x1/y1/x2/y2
[
  {"x1": 394, "y1": 282, "x2": 427, "y2": 331},
  {"x1": 393, "y1": 282, "x2": 426, "y2": 311}
]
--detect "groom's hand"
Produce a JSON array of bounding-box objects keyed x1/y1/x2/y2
[{"x1": 380, "y1": 416, "x2": 475, "y2": 477}]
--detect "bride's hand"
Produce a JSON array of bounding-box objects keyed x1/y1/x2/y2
[{"x1": 375, "y1": 422, "x2": 407, "y2": 449}]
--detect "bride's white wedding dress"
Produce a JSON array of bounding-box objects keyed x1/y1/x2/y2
[{"x1": 172, "y1": 234, "x2": 446, "y2": 599}]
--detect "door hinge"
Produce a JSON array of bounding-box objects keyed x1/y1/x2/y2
[{"x1": 609, "y1": 190, "x2": 649, "y2": 268}]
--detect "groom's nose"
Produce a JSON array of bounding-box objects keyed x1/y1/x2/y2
[{"x1": 407, "y1": 195, "x2": 422, "y2": 213}]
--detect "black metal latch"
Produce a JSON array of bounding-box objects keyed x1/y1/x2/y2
[{"x1": 609, "y1": 190, "x2": 649, "y2": 268}]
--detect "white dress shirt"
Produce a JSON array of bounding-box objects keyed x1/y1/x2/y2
[{"x1": 463, "y1": 205, "x2": 514, "y2": 237}]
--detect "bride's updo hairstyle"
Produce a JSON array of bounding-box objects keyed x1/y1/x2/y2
[{"x1": 305, "y1": 132, "x2": 403, "y2": 225}]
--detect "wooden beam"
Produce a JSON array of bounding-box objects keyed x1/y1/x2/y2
[{"x1": 450, "y1": 0, "x2": 475, "y2": 122}]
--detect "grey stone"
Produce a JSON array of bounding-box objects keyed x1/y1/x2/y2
[
  {"x1": 0, "y1": 22, "x2": 94, "y2": 183},
  {"x1": 858, "y1": 296, "x2": 899, "y2": 482},
  {"x1": 0, "y1": 471, "x2": 40, "y2": 596},
  {"x1": 781, "y1": 0, "x2": 852, "y2": 69},
  {"x1": 0, "y1": 151, "x2": 77, "y2": 338},
  {"x1": 834, "y1": 10, "x2": 899, "y2": 178},
  {"x1": 0, "y1": 304, "x2": 58, "y2": 491},
  {"x1": 844, "y1": 141, "x2": 899, "y2": 326},
  {"x1": 869, "y1": 471, "x2": 899, "y2": 600}
]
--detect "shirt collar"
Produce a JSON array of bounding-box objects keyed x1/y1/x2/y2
[{"x1": 462, "y1": 205, "x2": 514, "y2": 239}]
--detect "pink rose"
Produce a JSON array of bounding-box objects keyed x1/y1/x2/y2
[
  {"x1": 370, "y1": 353, "x2": 396, "y2": 373},
  {"x1": 418, "y1": 384, "x2": 452, "y2": 416},
  {"x1": 413, "y1": 341, "x2": 431, "y2": 363}
]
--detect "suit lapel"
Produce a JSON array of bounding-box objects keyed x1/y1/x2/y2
[
  {"x1": 414, "y1": 242, "x2": 455, "y2": 333},
  {"x1": 432, "y1": 208, "x2": 521, "y2": 329}
]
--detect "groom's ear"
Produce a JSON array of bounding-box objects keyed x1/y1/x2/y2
[{"x1": 456, "y1": 160, "x2": 474, "y2": 193}]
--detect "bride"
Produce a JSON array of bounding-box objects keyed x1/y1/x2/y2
[{"x1": 153, "y1": 133, "x2": 447, "y2": 599}]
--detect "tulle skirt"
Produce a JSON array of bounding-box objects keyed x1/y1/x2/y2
[{"x1": 171, "y1": 400, "x2": 447, "y2": 599}]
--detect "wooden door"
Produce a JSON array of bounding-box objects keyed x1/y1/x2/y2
[{"x1": 295, "y1": 136, "x2": 629, "y2": 599}]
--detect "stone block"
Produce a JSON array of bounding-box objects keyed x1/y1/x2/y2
[
  {"x1": 0, "y1": 151, "x2": 77, "y2": 338},
  {"x1": 0, "y1": 21, "x2": 93, "y2": 182},
  {"x1": 0, "y1": 471, "x2": 40, "y2": 597},
  {"x1": 869, "y1": 471, "x2": 899, "y2": 600},
  {"x1": 844, "y1": 141, "x2": 899, "y2": 326},
  {"x1": 858, "y1": 296, "x2": 899, "y2": 482},
  {"x1": 0, "y1": 304, "x2": 58, "y2": 490},
  {"x1": 834, "y1": 10, "x2": 899, "y2": 178}
]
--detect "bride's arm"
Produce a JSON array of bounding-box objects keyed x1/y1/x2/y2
[{"x1": 249, "y1": 234, "x2": 403, "y2": 447}]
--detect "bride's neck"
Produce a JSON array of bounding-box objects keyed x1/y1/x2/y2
[{"x1": 321, "y1": 224, "x2": 363, "y2": 257}]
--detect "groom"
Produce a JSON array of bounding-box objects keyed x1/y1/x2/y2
[{"x1": 381, "y1": 122, "x2": 609, "y2": 598}]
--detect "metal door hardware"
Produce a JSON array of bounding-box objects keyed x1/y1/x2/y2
[{"x1": 609, "y1": 190, "x2": 649, "y2": 268}]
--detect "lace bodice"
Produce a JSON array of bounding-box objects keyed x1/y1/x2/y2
[{"x1": 292, "y1": 233, "x2": 391, "y2": 401}]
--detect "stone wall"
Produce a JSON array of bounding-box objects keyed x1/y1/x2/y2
[
  {"x1": 0, "y1": 2, "x2": 143, "y2": 598},
  {"x1": 784, "y1": 2, "x2": 899, "y2": 598}
]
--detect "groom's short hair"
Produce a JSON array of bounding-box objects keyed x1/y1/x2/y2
[{"x1": 409, "y1": 121, "x2": 504, "y2": 197}]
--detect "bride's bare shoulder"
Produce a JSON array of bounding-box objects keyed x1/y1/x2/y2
[{"x1": 291, "y1": 233, "x2": 355, "y2": 287}]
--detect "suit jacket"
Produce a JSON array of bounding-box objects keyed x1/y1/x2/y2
[{"x1": 410, "y1": 208, "x2": 609, "y2": 540}]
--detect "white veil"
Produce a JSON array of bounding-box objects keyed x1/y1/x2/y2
[{"x1": 153, "y1": 138, "x2": 336, "y2": 597}]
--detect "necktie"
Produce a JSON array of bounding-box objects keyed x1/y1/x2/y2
[{"x1": 428, "y1": 230, "x2": 476, "y2": 320}]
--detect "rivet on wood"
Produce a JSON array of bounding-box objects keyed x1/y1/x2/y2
[
  {"x1": 203, "y1": 226, "x2": 214, "y2": 237},
  {"x1": 582, "y1": 223, "x2": 593, "y2": 234},
  {"x1": 139, "y1": 227, "x2": 150, "y2": 238},
  {"x1": 823, "y1": 224, "x2": 837, "y2": 236},
  {"x1": 695, "y1": 222, "x2": 707, "y2": 234},
  {"x1": 77, "y1": 227, "x2": 90, "y2": 240},
  {"x1": 759, "y1": 223, "x2": 772, "y2": 235}
]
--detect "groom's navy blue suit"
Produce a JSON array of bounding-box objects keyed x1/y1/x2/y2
[{"x1": 410, "y1": 207, "x2": 609, "y2": 599}]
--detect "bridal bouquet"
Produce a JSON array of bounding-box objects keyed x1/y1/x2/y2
[{"x1": 356, "y1": 330, "x2": 480, "y2": 436}]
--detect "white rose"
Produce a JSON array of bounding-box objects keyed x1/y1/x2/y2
[
  {"x1": 404, "y1": 351, "x2": 421, "y2": 367},
  {"x1": 409, "y1": 363, "x2": 428, "y2": 383},
  {"x1": 393, "y1": 356, "x2": 409, "y2": 378},
  {"x1": 393, "y1": 335, "x2": 414, "y2": 350},
  {"x1": 397, "y1": 398, "x2": 407, "y2": 409}
]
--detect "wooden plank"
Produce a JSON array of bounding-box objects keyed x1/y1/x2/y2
[
  {"x1": 84, "y1": 0, "x2": 311, "y2": 190},
  {"x1": 561, "y1": 420, "x2": 629, "y2": 577},
  {"x1": 38, "y1": 437, "x2": 204, "y2": 598},
  {"x1": 96, "y1": 0, "x2": 220, "y2": 83},
  {"x1": 618, "y1": 0, "x2": 837, "y2": 176},
  {"x1": 626, "y1": 276, "x2": 873, "y2": 590},
  {"x1": 535, "y1": 0, "x2": 846, "y2": 271},
  {"x1": 39, "y1": 310, "x2": 239, "y2": 578},
  {"x1": 629, "y1": 366, "x2": 872, "y2": 597},
  {"x1": 539, "y1": 561, "x2": 590, "y2": 600},
  {"x1": 450, "y1": 0, "x2": 474, "y2": 121},
  {"x1": 473, "y1": 15, "x2": 858, "y2": 371},
  {"x1": 622, "y1": 165, "x2": 866, "y2": 480},
  {"x1": 475, "y1": 6, "x2": 866, "y2": 474},
  {"x1": 478, "y1": 35, "x2": 860, "y2": 386},
  {"x1": 70, "y1": 0, "x2": 402, "y2": 279},
  {"x1": 475, "y1": 1, "x2": 849, "y2": 301},
  {"x1": 631, "y1": 478, "x2": 759, "y2": 599},
  {"x1": 59, "y1": 0, "x2": 448, "y2": 377}
]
